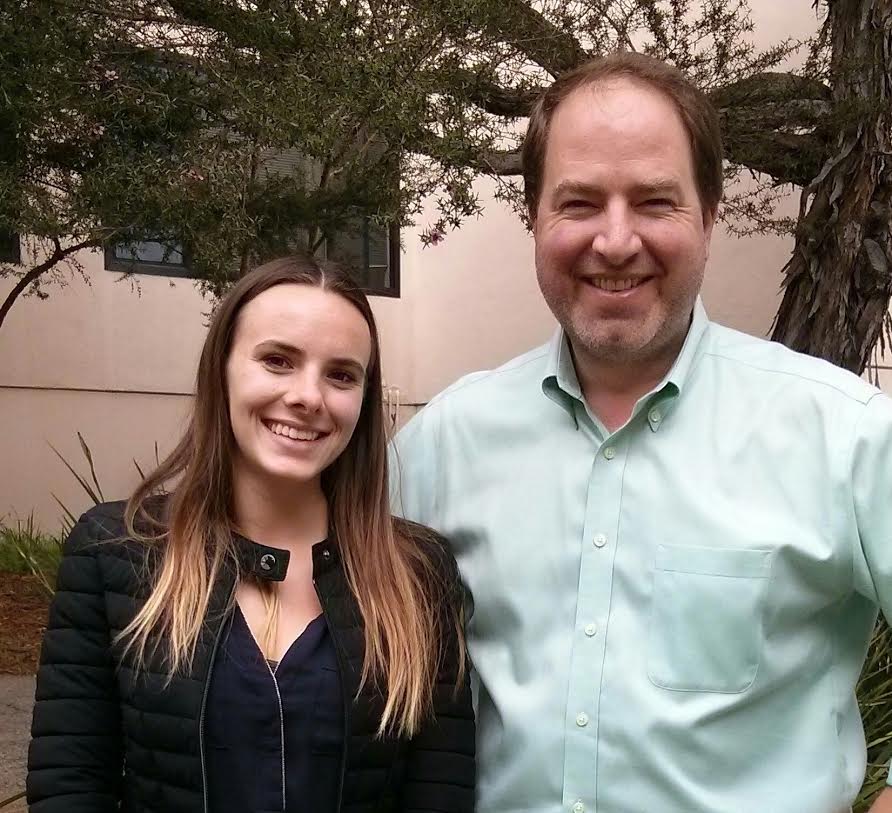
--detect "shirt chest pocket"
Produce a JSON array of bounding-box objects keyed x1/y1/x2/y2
[{"x1": 647, "y1": 545, "x2": 773, "y2": 694}]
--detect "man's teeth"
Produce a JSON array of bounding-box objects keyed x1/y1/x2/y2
[
  {"x1": 589, "y1": 277, "x2": 644, "y2": 291},
  {"x1": 267, "y1": 422, "x2": 321, "y2": 441}
]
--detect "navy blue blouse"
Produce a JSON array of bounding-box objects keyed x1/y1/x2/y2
[{"x1": 204, "y1": 605, "x2": 344, "y2": 812}]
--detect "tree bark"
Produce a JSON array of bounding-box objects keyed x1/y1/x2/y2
[{"x1": 771, "y1": 0, "x2": 892, "y2": 375}]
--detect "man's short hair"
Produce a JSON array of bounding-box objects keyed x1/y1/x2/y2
[{"x1": 522, "y1": 51, "x2": 723, "y2": 220}]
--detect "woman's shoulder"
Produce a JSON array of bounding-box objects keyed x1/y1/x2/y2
[
  {"x1": 67, "y1": 501, "x2": 129, "y2": 546},
  {"x1": 64, "y1": 497, "x2": 165, "y2": 557}
]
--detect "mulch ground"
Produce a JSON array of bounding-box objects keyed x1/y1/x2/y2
[{"x1": 0, "y1": 573, "x2": 51, "y2": 675}]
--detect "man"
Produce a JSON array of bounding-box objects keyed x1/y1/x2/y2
[{"x1": 392, "y1": 51, "x2": 892, "y2": 813}]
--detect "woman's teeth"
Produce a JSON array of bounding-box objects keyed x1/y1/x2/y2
[{"x1": 266, "y1": 422, "x2": 321, "y2": 441}]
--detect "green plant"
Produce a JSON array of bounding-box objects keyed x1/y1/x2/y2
[
  {"x1": 0, "y1": 514, "x2": 63, "y2": 595},
  {"x1": 48, "y1": 431, "x2": 105, "y2": 537},
  {"x1": 855, "y1": 618, "x2": 892, "y2": 811}
]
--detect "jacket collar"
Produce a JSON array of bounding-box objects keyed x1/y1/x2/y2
[{"x1": 231, "y1": 532, "x2": 341, "y2": 583}]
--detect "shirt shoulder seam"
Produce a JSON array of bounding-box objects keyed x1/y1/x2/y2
[{"x1": 701, "y1": 349, "x2": 878, "y2": 404}]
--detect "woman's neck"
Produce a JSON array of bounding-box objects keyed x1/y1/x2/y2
[{"x1": 231, "y1": 473, "x2": 329, "y2": 552}]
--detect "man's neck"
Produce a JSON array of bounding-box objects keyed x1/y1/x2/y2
[{"x1": 573, "y1": 343, "x2": 681, "y2": 434}]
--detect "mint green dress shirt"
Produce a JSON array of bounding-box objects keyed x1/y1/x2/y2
[{"x1": 391, "y1": 301, "x2": 892, "y2": 813}]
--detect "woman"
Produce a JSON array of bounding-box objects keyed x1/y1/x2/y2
[{"x1": 27, "y1": 255, "x2": 475, "y2": 813}]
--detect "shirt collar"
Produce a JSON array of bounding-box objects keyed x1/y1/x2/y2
[{"x1": 541, "y1": 297, "x2": 711, "y2": 419}]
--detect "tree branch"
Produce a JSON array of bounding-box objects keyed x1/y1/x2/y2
[
  {"x1": 408, "y1": 0, "x2": 586, "y2": 76},
  {"x1": 448, "y1": 69, "x2": 543, "y2": 117},
  {"x1": 709, "y1": 72, "x2": 833, "y2": 186},
  {"x1": 0, "y1": 240, "x2": 100, "y2": 332}
]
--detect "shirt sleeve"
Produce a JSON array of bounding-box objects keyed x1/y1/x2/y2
[
  {"x1": 849, "y1": 392, "x2": 892, "y2": 786},
  {"x1": 27, "y1": 513, "x2": 123, "y2": 812},
  {"x1": 390, "y1": 402, "x2": 443, "y2": 527}
]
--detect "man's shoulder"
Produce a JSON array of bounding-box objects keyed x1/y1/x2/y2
[{"x1": 704, "y1": 321, "x2": 881, "y2": 406}]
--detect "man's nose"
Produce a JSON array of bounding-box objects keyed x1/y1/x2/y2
[{"x1": 590, "y1": 204, "x2": 642, "y2": 267}]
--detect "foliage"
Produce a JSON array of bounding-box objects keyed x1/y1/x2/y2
[
  {"x1": 0, "y1": 431, "x2": 122, "y2": 594},
  {"x1": 0, "y1": 0, "x2": 803, "y2": 324},
  {"x1": 856, "y1": 619, "x2": 892, "y2": 811},
  {"x1": 0, "y1": 515, "x2": 63, "y2": 594}
]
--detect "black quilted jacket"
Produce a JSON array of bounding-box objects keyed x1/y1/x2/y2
[{"x1": 27, "y1": 501, "x2": 475, "y2": 813}]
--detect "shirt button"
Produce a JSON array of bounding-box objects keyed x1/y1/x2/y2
[
  {"x1": 648, "y1": 407, "x2": 662, "y2": 423},
  {"x1": 572, "y1": 803, "x2": 585, "y2": 813},
  {"x1": 603, "y1": 446, "x2": 616, "y2": 460},
  {"x1": 322, "y1": 549, "x2": 332, "y2": 561},
  {"x1": 259, "y1": 553, "x2": 276, "y2": 572},
  {"x1": 584, "y1": 623, "x2": 598, "y2": 637},
  {"x1": 575, "y1": 712, "x2": 589, "y2": 727},
  {"x1": 593, "y1": 533, "x2": 607, "y2": 548}
]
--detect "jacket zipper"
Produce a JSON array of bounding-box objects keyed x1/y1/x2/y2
[
  {"x1": 199, "y1": 585, "x2": 235, "y2": 813},
  {"x1": 265, "y1": 660, "x2": 287, "y2": 811},
  {"x1": 315, "y1": 577, "x2": 350, "y2": 812}
]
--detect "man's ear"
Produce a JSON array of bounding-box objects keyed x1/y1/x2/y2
[{"x1": 702, "y1": 205, "x2": 718, "y2": 257}]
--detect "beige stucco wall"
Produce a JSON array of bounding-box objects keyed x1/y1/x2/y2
[{"x1": 4, "y1": 0, "x2": 879, "y2": 531}]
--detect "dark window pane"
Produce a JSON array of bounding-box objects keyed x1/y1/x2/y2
[
  {"x1": 0, "y1": 230, "x2": 20, "y2": 264},
  {"x1": 113, "y1": 241, "x2": 185, "y2": 266},
  {"x1": 326, "y1": 218, "x2": 397, "y2": 295},
  {"x1": 327, "y1": 228, "x2": 365, "y2": 271}
]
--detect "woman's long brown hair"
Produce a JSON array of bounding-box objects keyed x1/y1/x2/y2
[{"x1": 118, "y1": 254, "x2": 463, "y2": 737}]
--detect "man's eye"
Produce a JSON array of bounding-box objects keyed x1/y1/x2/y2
[{"x1": 643, "y1": 198, "x2": 673, "y2": 208}]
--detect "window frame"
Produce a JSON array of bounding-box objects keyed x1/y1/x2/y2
[{"x1": 104, "y1": 240, "x2": 194, "y2": 279}]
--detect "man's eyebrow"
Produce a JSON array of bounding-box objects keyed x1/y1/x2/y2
[
  {"x1": 552, "y1": 180, "x2": 601, "y2": 199},
  {"x1": 552, "y1": 178, "x2": 683, "y2": 198},
  {"x1": 635, "y1": 178, "x2": 682, "y2": 195}
]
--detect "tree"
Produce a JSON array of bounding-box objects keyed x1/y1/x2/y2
[
  {"x1": 0, "y1": 0, "x2": 791, "y2": 329},
  {"x1": 770, "y1": 0, "x2": 892, "y2": 375},
  {"x1": 1, "y1": 1, "x2": 889, "y2": 377}
]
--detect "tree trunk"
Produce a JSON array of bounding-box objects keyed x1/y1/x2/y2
[{"x1": 771, "y1": 0, "x2": 892, "y2": 375}]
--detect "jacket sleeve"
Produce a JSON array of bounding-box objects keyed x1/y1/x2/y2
[
  {"x1": 400, "y1": 544, "x2": 476, "y2": 812},
  {"x1": 27, "y1": 508, "x2": 124, "y2": 812}
]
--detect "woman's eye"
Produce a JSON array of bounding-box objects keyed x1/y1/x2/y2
[
  {"x1": 329, "y1": 370, "x2": 357, "y2": 385},
  {"x1": 263, "y1": 355, "x2": 290, "y2": 370}
]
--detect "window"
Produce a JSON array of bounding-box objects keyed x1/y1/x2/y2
[
  {"x1": 325, "y1": 218, "x2": 399, "y2": 297},
  {"x1": 105, "y1": 239, "x2": 192, "y2": 278},
  {"x1": 0, "y1": 230, "x2": 21, "y2": 264},
  {"x1": 103, "y1": 218, "x2": 399, "y2": 295}
]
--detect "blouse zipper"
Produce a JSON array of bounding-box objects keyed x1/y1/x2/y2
[{"x1": 265, "y1": 660, "x2": 288, "y2": 811}]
